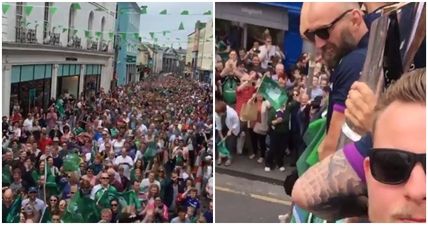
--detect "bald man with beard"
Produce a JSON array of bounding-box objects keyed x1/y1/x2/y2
[{"x1": 301, "y1": 3, "x2": 369, "y2": 160}]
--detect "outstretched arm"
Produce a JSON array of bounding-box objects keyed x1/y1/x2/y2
[{"x1": 292, "y1": 148, "x2": 368, "y2": 221}]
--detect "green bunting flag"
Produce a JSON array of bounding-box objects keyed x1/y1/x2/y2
[
  {"x1": 178, "y1": 22, "x2": 184, "y2": 30},
  {"x1": 109, "y1": 32, "x2": 114, "y2": 39},
  {"x1": 258, "y1": 76, "x2": 288, "y2": 110},
  {"x1": 95, "y1": 31, "x2": 102, "y2": 37},
  {"x1": 203, "y1": 10, "x2": 211, "y2": 15},
  {"x1": 181, "y1": 10, "x2": 189, "y2": 15},
  {"x1": 149, "y1": 32, "x2": 154, "y2": 39},
  {"x1": 62, "y1": 28, "x2": 68, "y2": 33},
  {"x1": 73, "y1": 29, "x2": 78, "y2": 36},
  {"x1": 120, "y1": 32, "x2": 126, "y2": 40},
  {"x1": 95, "y1": 7, "x2": 104, "y2": 12},
  {"x1": 84, "y1": 30, "x2": 92, "y2": 38},
  {"x1": 2, "y1": 3, "x2": 11, "y2": 14},
  {"x1": 71, "y1": 3, "x2": 81, "y2": 10},
  {"x1": 140, "y1": 5, "x2": 147, "y2": 14},
  {"x1": 159, "y1": 9, "x2": 167, "y2": 15},
  {"x1": 134, "y1": 33, "x2": 139, "y2": 39},
  {"x1": 49, "y1": 6, "x2": 58, "y2": 15},
  {"x1": 24, "y1": 5, "x2": 33, "y2": 16}
]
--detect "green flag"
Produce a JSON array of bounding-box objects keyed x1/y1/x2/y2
[
  {"x1": 178, "y1": 22, "x2": 184, "y2": 30},
  {"x1": 203, "y1": 10, "x2": 211, "y2": 15},
  {"x1": 71, "y1": 3, "x2": 81, "y2": 10},
  {"x1": 149, "y1": 32, "x2": 154, "y2": 39},
  {"x1": 181, "y1": 10, "x2": 189, "y2": 15},
  {"x1": 159, "y1": 9, "x2": 167, "y2": 15},
  {"x1": 39, "y1": 207, "x2": 51, "y2": 223},
  {"x1": 143, "y1": 142, "x2": 158, "y2": 161},
  {"x1": 73, "y1": 29, "x2": 78, "y2": 36},
  {"x1": 95, "y1": 31, "x2": 102, "y2": 37},
  {"x1": 24, "y1": 5, "x2": 33, "y2": 16},
  {"x1": 63, "y1": 153, "x2": 80, "y2": 172},
  {"x1": 120, "y1": 190, "x2": 142, "y2": 212},
  {"x1": 140, "y1": 5, "x2": 147, "y2": 14},
  {"x1": 258, "y1": 76, "x2": 288, "y2": 110},
  {"x1": 62, "y1": 191, "x2": 100, "y2": 223},
  {"x1": 49, "y1": 6, "x2": 57, "y2": 15},
  {"x1": 109, "y1": 32, "x2": 114, "y2": 39},
  {"x1": 216, "y1": 140, "x2": 230, "y2": 158},
  {"x1": 2, "y1": 164, "x2": 11, "y2": 185},
  {"x1": 304, "y1": 118, "x2": 327, "y2": 167},
  {"x1": 2, "y1": 3, "x2": 11, "y2": 14},
  {"x1": 134, "y1": 33, "x2": 139, "y2": 40},
  {"x1": 6, "y1": 196, "x2": 22, "y2": 223}
]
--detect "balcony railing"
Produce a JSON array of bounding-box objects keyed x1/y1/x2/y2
[
  {"x1": 43, "y1": 31, "x2": 61, "y2": 46},
  {"x1": 15, "y1": 26, "x2": 37, "y2": 43},
  {"x1": 12, "y1": 27, "x2": 110, "y2": 53},
  {"x1": 67, "y1": 35, "x2": 82, "y2": 49}
]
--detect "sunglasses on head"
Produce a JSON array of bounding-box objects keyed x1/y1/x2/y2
[
  {"x1": 304, "y1": 9, "x2": 353, "y2": 42},
  {"x1": 369, "y1": 148, "x2": 426, "y2": 185}
]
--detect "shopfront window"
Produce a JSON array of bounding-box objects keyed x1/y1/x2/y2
[
  {"x1": 10, "y1": 64, "x2": 52, "y2": 116},
  {"x1": 84, "y1": 64, "x2": 102, "y2": 98},
  {"x1": 57, "y1": 64, "x2": 81, "y2": 99}
]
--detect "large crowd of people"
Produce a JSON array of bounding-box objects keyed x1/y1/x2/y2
[
  {"x1": 215, "y1": 28, "x2": 330, "y2": 171},
  {"x1": 2, "y1": 74, "x2": 213, "y2": 223}
]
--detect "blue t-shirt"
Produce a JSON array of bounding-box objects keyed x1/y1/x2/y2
[
  {"x1": 326, "y1": 34, "x2": 368, "y2": 131},
  {"x1": 185, "y1": 196, "x2": 200, "y2": 210}
]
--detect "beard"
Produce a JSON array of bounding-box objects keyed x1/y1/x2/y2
[{"x1": 322, "y1": 28, "x2": 357, "y2": 69}]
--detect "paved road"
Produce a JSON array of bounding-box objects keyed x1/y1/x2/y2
[{"x1": 215, "y1": 173, "x2": 292, "y2": 223}]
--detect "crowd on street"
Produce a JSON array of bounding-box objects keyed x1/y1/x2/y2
[
  {"x1": 215, "y1": 28, "x2": 330, "y2": 171},
  {"x1": 2, "y1": 74, "x2": 213, "y2": 223}
]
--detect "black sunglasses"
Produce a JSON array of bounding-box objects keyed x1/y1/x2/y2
[
  {"x1": 369, "y1": 148, "x2": 426, "y2": 185},
  {"x1": 304, "y1": 9, "x2": 353, "y2": 42}
]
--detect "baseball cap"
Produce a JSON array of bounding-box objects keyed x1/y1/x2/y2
[{"x1": 28, "y1": 187, "x2": 37, "y2": 193}]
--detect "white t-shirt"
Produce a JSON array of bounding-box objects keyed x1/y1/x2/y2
[
  {"x1": 114, "y1": 155, "x2": 134, "y2": 179},
  {"x1": 23, "y1": 118, "x2": 33, "y2": 132},
  {"x1": 112, "y1": 139, "x2": 125, "y2": 155},
  {"x1": 140, "y1": 178, "x2": 161, "y2": 193}
]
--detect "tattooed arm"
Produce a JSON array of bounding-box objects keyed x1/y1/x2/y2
[{"x1": 291, "y1": 148, "x2": 368, "y2": 221}]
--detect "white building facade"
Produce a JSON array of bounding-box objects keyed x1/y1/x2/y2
[{"x1": 2, "y1": 2, "x2": 116, "y2": 116}]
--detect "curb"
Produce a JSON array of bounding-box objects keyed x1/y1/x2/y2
[{"x1": 216, "y1": 166, "x2": 286, "y2": 186}]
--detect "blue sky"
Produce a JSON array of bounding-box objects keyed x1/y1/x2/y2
[{"x1": 137, "y1": 2, "x2": 212, "y2": 49}]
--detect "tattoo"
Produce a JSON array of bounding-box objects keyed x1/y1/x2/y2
[{"x1": 297, "y1": 149, "x2": 368, "y2": 220}]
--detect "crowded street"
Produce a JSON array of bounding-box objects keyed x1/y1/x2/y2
[{"x1": 2, "y1": 2, "x2": 213, "y2": 223}]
